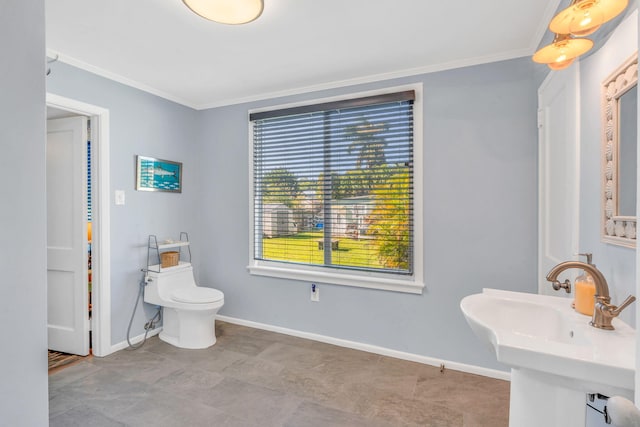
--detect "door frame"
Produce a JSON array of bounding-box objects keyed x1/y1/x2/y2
[
  {"x1": 47, "y1": 93, "x2": 111, "y2": 357},
  {"x1": 537, "y1": 66, "x2": 581, "y2": 294}
]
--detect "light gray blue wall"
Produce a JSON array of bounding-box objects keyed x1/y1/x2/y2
[
  {"x1": 577, "y1": 11, "x2": 637, "y2": 326},
  {"x1": 198, "y1": 57, "x2": 539, "y2": 371},
  {"x1": 47, "y1": 62, "x2": 202, "y2": 344},
  {"x1": 0, "y1": 0, "x2": 49, "y2": 424}
]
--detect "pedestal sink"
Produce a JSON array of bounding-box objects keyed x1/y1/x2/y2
[{"x1": 460, "y1": 289, "x2": 635, "y2": 427}]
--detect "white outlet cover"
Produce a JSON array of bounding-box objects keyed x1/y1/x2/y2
[{"x1": 311, "y1": 286, "x2": 320, "y2": 302}]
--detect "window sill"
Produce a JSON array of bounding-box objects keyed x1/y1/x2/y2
[{"x1": 247, "y1": 263, "x2": 424, "y2": 294}]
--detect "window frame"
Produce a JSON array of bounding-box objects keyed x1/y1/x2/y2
[{"x1": 248, "y1": 84, "x2": 424, "y2": 294}]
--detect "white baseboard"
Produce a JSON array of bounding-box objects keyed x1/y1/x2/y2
[
  {"x1": 107, "y1": 327, "x2": 163, "y2": 355},
  {"x1": 216, "y1": 315, "x2": 510, "y2": 381}
]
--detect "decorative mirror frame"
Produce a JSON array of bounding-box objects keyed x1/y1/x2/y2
[{"x1": 601, "y1": 52, "x2": 638, "y2": 248}]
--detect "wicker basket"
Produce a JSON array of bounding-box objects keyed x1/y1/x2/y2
[{"x1": 160, "y1": 251, "x2": 179, "y2": 268}]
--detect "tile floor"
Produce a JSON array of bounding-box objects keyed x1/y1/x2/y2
[{"x1": 49, "y1": 322, "x2": 510, "y2": 426}]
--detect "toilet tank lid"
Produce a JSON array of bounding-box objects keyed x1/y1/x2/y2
[
  {"x1": 170, "y1": 287, "x2": 224, "y2": 304},
  {"x1": 147, "y1": 261, "x2": 191, "y2": 274}
]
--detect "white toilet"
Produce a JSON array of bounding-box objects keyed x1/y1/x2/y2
[{"x1": 144, "y1": 262, "x2": 224, "y2": 349}]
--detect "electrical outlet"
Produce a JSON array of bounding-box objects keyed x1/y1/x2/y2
[{"x1": 310, "y1": 283, "x2": 320, "y2": 302}]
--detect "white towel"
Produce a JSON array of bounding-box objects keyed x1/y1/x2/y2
[{"x1": 608, "y1": 396, "x2": 640, "y2": 427}]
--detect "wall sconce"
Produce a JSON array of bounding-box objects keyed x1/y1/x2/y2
[
  {"x1": 533, "y1": 33, "x2": 594, "y2": 70},
  {"x1": 182, "y1": 0, "x2": 264, "y2": 25},
  {"x1": 533, "y1": 0, "x2": 628, "y2": 70},
  {"x1": 550, "y1": 0, "x2": 628, "y2": 36}
]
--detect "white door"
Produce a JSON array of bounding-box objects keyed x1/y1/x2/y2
[
  {"x1": 538, "y1": 66, "x2": 581, "y2": 295},
  {"x1": 47, "y1": 117, "x2": 90, "y2": 355}
]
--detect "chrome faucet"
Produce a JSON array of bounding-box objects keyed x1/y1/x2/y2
[{"x1": 546, "y1": 261, "x2": 636, "y2": 330}]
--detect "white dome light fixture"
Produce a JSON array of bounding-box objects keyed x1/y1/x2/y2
[{"x1": 182, "y1": 0, "x2": 264, "y2": 25}]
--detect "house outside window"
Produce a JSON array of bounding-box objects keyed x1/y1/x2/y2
[{"x1": 249, "y1": 86, "x2": 423, "y2": 294}]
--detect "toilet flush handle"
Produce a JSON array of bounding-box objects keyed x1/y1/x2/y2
[{"x1": 140, "y1": 268, "x2": 153, "y2": 284}]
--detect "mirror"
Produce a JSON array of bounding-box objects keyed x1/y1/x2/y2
[
  {"x1": 601, "y1": 53, "x2": 638, "y2": 248},
  {"x1": 618, "y1": 85, "x2": 637, "y2": 215}
]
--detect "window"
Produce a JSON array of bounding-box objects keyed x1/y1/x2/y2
[{"x1": 249, "y1": 87, "x2": 423, "y2": 294}]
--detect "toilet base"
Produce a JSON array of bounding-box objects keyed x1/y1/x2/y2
[
  {"x1": 159, "y1": 330, "x2": 217, "y2": 349},
  {"x1": 159, "y1": 306, "x2": 219, "y2": 349}
]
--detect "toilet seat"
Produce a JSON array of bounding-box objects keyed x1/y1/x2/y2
[{"x1": 170, "y1": 287, "x2": 224, "y2": 304}]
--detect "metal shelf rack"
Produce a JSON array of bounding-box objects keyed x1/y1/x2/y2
[{"x1": 145, "y1": 232, "x2": 191, "y2": 273}]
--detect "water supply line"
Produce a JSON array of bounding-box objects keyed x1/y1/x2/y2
[{"x1": 126, "y1": 272, "x2": 162, "y2": 350}]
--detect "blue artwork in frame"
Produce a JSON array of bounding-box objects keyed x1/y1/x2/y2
[{"x1": 136, "y1": 155, "x2": 182, "y2": 193}]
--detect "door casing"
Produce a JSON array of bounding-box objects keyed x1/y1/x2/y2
[{"x1": 47, "y1": 93, "x2": 112, "y2": 357}]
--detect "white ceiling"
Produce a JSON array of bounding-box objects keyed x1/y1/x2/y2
[{"x1": 46, "y1": 0, "x2": 561, "y2": 109}]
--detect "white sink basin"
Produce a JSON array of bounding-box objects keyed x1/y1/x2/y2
[{"x1": 461, "y1": 289, "x2": 635, "y2": 402}]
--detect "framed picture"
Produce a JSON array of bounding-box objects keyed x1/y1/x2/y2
[{"x1": 136, "y1": 155, "x2": 182, "y2": 193}]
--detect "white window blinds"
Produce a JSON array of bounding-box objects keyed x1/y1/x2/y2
[{"x1": 251, "y1": 90, "x2": 414, "y2": 275}]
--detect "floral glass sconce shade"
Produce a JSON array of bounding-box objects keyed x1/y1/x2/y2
[
  {"x1": 547, "y1": 58, "x2": 576, "y2": 70},
  {"x1": 533, "y1": 0, "x2": 628, "y2": 69},
  {"x1": 549, "y1": 0, "x2": 629, "y2": 37},
  {"x1": 532, "y1": 34, "x2": 594, "y2": 69},
  {"x1": 182, "y1": 0, "x2": 264, "y2": 24}
]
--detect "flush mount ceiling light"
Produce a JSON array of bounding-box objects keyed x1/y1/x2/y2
[
  {"x1": 549, "y1": 0, "x2": 629, "y2": 37},
  {"x1": 182, "y1": 0, "x2": 264, "y2": 25},
  {"x1": 532, "y1": 33, "x2": 594, "y2": 70}
]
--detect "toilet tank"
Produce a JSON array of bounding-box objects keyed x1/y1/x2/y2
[{"x1": 144, "y1": 262, "x2": 196, "y2": 305}]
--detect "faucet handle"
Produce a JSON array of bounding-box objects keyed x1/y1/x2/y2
[
  {"x1": 551, "y1": 279, "x2": 571, "y2": 293},
  {"x1": 611, "y1": 295, "x2": 636, "y2": 316}
]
